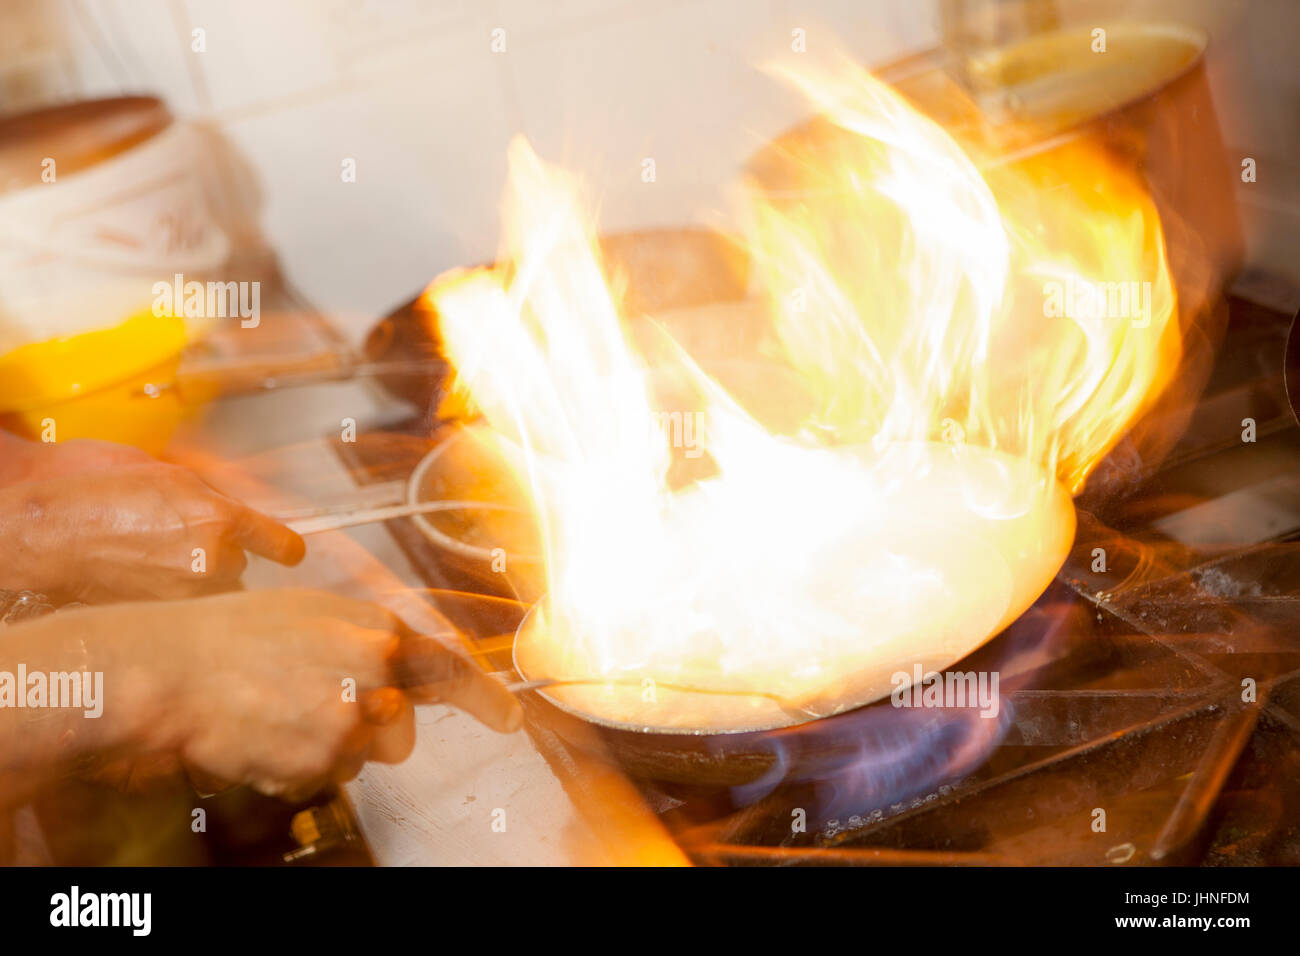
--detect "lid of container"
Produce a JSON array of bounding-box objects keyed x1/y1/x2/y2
[
  {"x1": 0, "y1": 310, "x2": 187, "y2": 411},
  {"x1": 0, "y1": 96, "x2": 171, "y2": 196}
]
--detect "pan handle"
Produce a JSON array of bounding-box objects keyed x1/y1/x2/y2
[
  {"x1": 136, "y1": 357, "x2": 447, "y2": 402},
  {"x1": 281, "y1": 498, "x2": 523, "y2": 536}
]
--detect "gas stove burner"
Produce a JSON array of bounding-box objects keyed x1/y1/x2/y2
[{"x1": 336, "y1": 274, "x2": 1300, "y2": 866}]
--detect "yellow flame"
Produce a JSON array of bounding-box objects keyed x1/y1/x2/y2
[
  {"x1": 428, "y1": 61, "x2": 1177, "y2": 730},
  {"x1": 750, "y1": 60, "x2": 1178, "y2": 491}
]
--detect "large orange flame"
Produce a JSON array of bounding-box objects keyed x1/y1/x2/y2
[{"x1": 426, "y1": 61, "x2": 1179, "y2": 731}]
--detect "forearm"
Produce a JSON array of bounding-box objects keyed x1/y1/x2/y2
[
  {"x1": 0, "y1": 431, "x2": 40, "y2": 487},
  {"x1": 0, "y1": 607, "x2": 176, "y2": 776},
  {"x1": 0, "y1": 482, "x2": 61, "y2": 597}
]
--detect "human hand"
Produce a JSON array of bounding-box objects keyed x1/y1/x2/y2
[
  {"x1": 10, "y1": 590, "x2": 521, "y2": 800},
  {"x1": 0, "y1": 462, "x2": 305, "y2": 602}
]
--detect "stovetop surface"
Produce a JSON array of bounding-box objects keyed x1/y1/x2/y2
[{"x1": 338, "y1": 275, "x2": 1300, "y2": 865}]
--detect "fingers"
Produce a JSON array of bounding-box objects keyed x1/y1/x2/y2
[
  {"x1": 330, "y1": 714, "x2": 378, "y2": 783},
  {"x1": 224, "y1": 503, "x2": 307, "y2": 567},
  {"x1": 171, "y1": 592, "x2": 518, "y2": 802},
  {"x1": 361, "y1": 687, "x2": 405, "y2": 725},
  {"x1": 392, "y1": 636, "x2": 523, "y2": 733},
  {"x1": 278, "y1": 776, "x2": 331, "y2": 803},
  {"x1": 330, "y1": 747, "x2": 370, "y2": 785},
  {"x1": 206, "y1": 539, "x2": 249, "y2": 583},
  {"x1": 368, "y1": 693, "x2": 416, "y2": 764},
  {"x1": 183, "y1": 763, "x2": 236, "y2": 798}
]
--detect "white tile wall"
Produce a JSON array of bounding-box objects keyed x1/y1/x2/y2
[
  {"x1": 50, "y1": 0, "x2": 940, "y2": 341},
  {"x1": 497, "y1": 1, "x2": 854, "y2": 234},
  {"x1": 27, "y1": 0, "x2": 1300, "y2": 327}
]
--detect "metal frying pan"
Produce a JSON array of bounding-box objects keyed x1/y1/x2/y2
[
  {"x1": 393, "y1": 440, "x2": 790, "y2": 785},
  {"x1": 349, "y1": 231, "x2": 1084, "y2": 781},
  {"x1": 385, "y1": 430, "x2": 1080, "y2": 782},
  {"x1": 505, "y1": 452, "x2": 1072, "y2": 767}
]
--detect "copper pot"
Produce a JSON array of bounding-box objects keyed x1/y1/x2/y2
[
  {"x1": 747, "y1": 21, "x2": 1240, "y2": 498},
  {"x1": 750, "y1": 22, "x2": 1240, "y2": 310}
]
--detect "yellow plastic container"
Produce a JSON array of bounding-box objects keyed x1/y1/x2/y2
[{"x1": 0, "y1": 311, "x2": 188, "y2": 455}]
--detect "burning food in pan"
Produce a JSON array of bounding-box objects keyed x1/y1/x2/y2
[{"x1": 424, "y1": 58, "x2": 1178, "y2": 734}]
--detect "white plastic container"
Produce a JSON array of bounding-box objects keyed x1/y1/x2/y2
[{"x1": 0, "y1": 104, "x2": 230, "y2": 355}]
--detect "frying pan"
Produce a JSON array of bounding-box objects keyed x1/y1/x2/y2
[
  {"x1": 393, "y1": 445, "x2": 793, "y2": 785},
  {"x1": 289, "y1": 423, "x2": 1073, "y2": 761},
  {"x1": 356, "y1": 234, "x2": 1083, "y2": 782},
  {"x1": 393, "y1": 431, "x2": 1077, "y2": 785},
  {"x1": 374, "y1": 252, "x2": 1077, "y2": 782},
  {"x1": 506, "y1": 448, "x2": 1073, "y2": 713},
  {"x1": 505, "y1": 599, "x2": 1024, "y2": 788}
]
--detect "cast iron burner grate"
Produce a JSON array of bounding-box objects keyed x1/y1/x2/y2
[{"x1": 667, "y1": 574, "x2": 1298, "y2": 865}]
